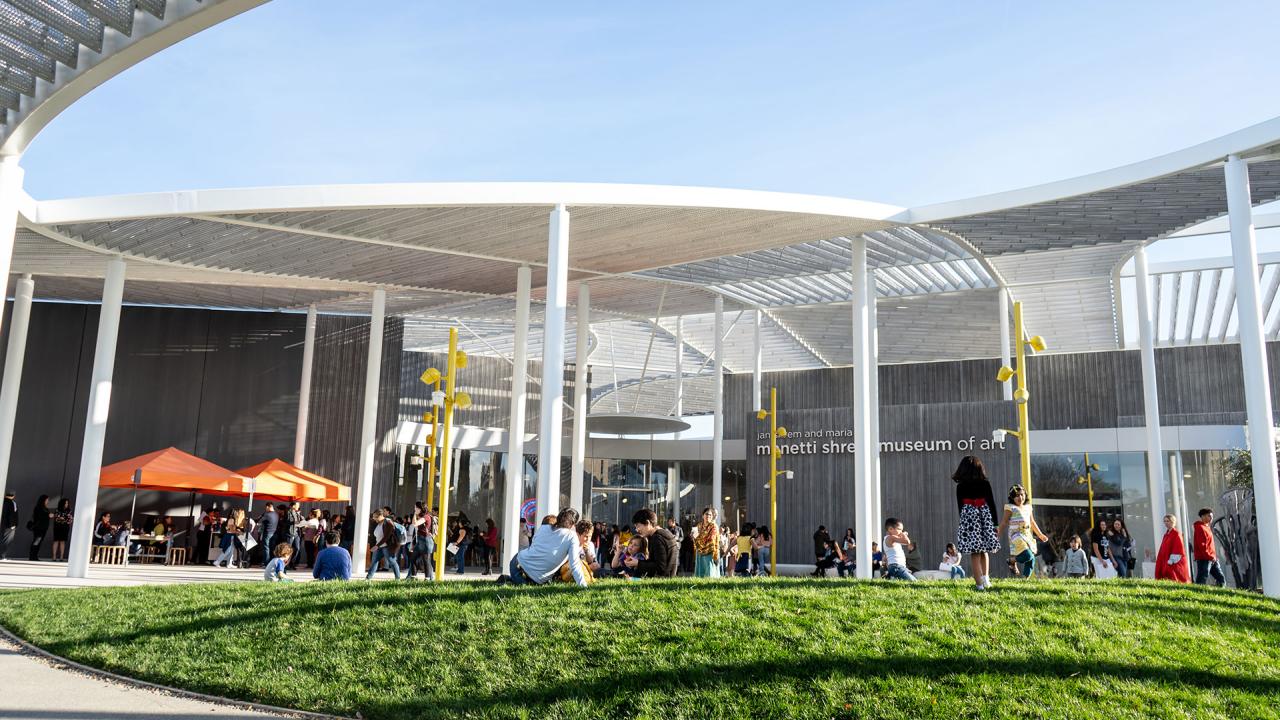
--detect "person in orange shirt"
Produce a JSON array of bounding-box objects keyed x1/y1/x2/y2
[
  {"x1": 1154, "y1": 514, "x2": 1191, "y2": 583},
  {"x1": 1192, "y1": 508, "x2": 1225, "y2": 587}
]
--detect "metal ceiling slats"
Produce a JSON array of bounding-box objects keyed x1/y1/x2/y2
[
  {"x1": 66, "y1": 0, "x2": 132, "y2": 35},
  {"x1": 0, "y1": 60, "x2": 34, "y2": 94},
  {"x1": 0, "y1": 5, "x2": 79, "y2": 68},
  {"x1": 135, "y1": 0, "x2": 164, "y2": 19},
  {"x1": 7, "y1": 0, "x2": 105, "y2": 53},
  {"x1": 0, "y1": 33, "x2": 53, "y2": 80}
]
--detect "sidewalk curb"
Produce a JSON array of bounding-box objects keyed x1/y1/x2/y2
[{"x1": 0, "y1": 624, "x2": 354, "y2": 720}]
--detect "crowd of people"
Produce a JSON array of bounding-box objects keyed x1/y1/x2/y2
[{"x1": 0, "y1": 466, "x2": 1235, "y2": 592}]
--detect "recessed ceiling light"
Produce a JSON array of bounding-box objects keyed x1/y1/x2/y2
[{"x1": 896, "y1": 305, "x2": 909, "y2": 309}]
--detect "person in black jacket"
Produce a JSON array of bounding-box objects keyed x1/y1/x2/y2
[
  {"x1": 28, "y1": 494, "x2": 51, "y2": 561},
  {"x1": 257, "y1": 503, "x2": 279, "y2": 567},
  {"x1": 952, "y1": 456, "x2": 999, "y2": 590},
  {"x1": 626, "y1": 508, "x2": 678, "y2": 577},
  {"x1": 0, "y1": 491, "x2": 17, "y2": 561}
]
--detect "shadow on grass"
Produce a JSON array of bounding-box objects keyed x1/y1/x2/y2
[{"x1": 360, "y1": 650, "x2": 1280, "y2": 719}]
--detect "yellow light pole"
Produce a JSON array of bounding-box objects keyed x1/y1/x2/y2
[
  {"x1": 432, "y1": 328, "x2": 472, "y2": 580},
  {"x1": 996, "y1": 300, "x2": 1046, "y2": 500},
  {"x1": 756, "y1": 387, "x2": 787, "y2": 577},
  {"x1": 419, "y1": 369, "x2": 442, "y2": 514},
  {"x1": 1077, "y1": 452, "x2": 1101, "y2": 530}
]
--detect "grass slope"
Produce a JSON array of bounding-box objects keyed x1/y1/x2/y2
[{"x1": 1, "y1": 579, "x2": 1278, "y2": 720}]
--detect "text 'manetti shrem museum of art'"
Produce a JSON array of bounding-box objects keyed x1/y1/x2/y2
[{"x1": 0, "y1": 0, "x2": 1277, "y2": 593}]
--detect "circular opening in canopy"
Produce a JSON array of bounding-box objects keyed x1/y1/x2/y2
[{"x1": 585, "y1": 413, "x2": 691, "y2": 436}]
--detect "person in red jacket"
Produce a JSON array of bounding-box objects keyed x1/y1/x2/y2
[
  {"x1": 1154, "y1": 514, "x2": 1190, "y2": 583},
  {"x1": 1192, "y1": 508, "x2": 1225, "y2": 587}
]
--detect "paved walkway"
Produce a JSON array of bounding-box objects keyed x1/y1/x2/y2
[
  {"x1": 0, "y1": 559, "x2": 496, "y2": 589},
  {"x1": 0, "y1": 634, "x2": 282, "y2": 719}
]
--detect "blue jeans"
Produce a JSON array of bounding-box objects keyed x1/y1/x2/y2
[
  {"x1": 1014, "y1": 549, "x2": 1035, "y2": 578},
  {"x1": 367, "y1": 546, "x2": 400, "y2": 580},
  {"x1": 509, "y1": 554, "x2": 535, "y2": 585},
  {"x1": 949, "y1": 565, "x2": 967, "y2": 580},
  {"x1": 886, "y1": 563, "x2": 917, "y2": 581},
  {"x1": 1195, "y1": 559, "x2": 1225, "y2": 586},
  {"x1": 1112, "y1": 550, "x2": 1131, "y2": 578},
  {"x1": 408, "y1": 536, "x2": 435, "y2": 579},
  {"x1": 758, "y1": 547, "x2": 771, "y2": 575},
  {"x1": 453, "y1": 540, "x2": 470, "y2": 573}
]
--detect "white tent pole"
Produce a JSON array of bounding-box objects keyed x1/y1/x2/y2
[
  {"x1": 0, "y1": 274, "x2": 34, "y2": 507},
  {"x1": 537, "y1": 204, "x2": 570, "y2": 517},
  {"x1": 502, "y1": 267, "x2": 532, "y2": 568},
  {"x1": 570, "y1": 283, "x2": 590, "y2": 513},
  {"x1": 293, "y1": 304, "x2": 317, "y2": 468},
  {"x1": 350, "y1": 288, "x2": 385, "y2": 577}
]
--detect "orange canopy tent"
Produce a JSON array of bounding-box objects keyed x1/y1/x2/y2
[
  {"x1": 236, "y1": 459, "x2": 351, "y2": 503},
  {"x1": 100, "y1": 447, "x2": 251, "y2": 497}
]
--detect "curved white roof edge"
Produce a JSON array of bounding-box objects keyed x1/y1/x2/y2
[
  {"x1": 898, "y1": 115, "x2": 1280, "y2": 224},
  {"x1": 27, "y1": 181, "x2": 906, "y2": 226},
  {"x1": 1, "y1": 0, "x2": 268, "y2": 156}
]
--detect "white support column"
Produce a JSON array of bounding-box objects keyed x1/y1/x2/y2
[
  {"x1": 867, "y1": 269, "x2": 882, "y2": 536},
  {"x1": 350, "y1": 288, "x2": 385, "y2": 576},
  {"x1": 1112, "y1": 264, "x2": 1127, "y2": 349},
  {"x1": 570, "y1": 283, "x2": 590, "y2": 513},
  {"x1": 1133, "y1": 246, "x2": 1168, "y2": 553},
  {"x1": 851, "y1": 237, "x2": 874, "y2": 579},
  {"x1": 537, "y1": 204, "x2": 570, "y2": 518},
  {"x1": 0, "y1": 156, "x2": 24, "y2": 340},
  {"x1": 66, "y1": 258, "x2": 126, "y2": 579},
  {"x1": 293, "y1": 304, "x2": 317, "y2": 468},
  {"x1": 1225, "y1": 154, "x2": 1280, "y2": 598},
  {"x1": 712, "y1": 295, "x2": 724, "y2": 523},
  {"x1": 502, "y1": 267, "x2": 532, "y2": 568},
  {"x1": 752, "y1": 308, "x2": 763, "y2": 412},
  {"x1": 0, "y1": 274, "x2": 34, "y2": 506},
  {"x1": 999, "y1": 288, "x2": 1013, "y2": 402}
]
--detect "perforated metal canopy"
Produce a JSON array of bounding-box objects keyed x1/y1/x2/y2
[{"x1": 6, "y1": 4, "x2": 1280, "y2": 417}]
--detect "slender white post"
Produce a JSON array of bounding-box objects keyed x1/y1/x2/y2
[
  {"x1": 570, "y1": 283, "x2": 590, "y2": 513},
  {"x1": 999, "y1": 288, "x2": 1013, "y2": 401},
  {"x1": 0, "y1": 274, "x2": 34, "y2": 506},
  {"x1": 0, "y1": 156, "x2": 25, "y2": 341},
  {"x1": 867, "y1": 270, "x2": 882, "y2": 536},
  {"x1": 1225, "y1": 154, "x2": 1280, "y2": 598},
  {"x1": 67, "y1": 258, "x2": 126, "y2": 578},
  {"x1": 674, "y1": 315, "x2": 683, "y2": 438},
  {"x1": 538, "y1": 204, "x2": 570, "y2": 517},
  {"x1": 712, "y1": 295, "x2": 724, "y2": 522},
  {"x1": 503, "y1": 267, "x2": 532, "y2": 567},
  {"x1": 752, "y1": 308, "x2": 763, "y2": 412},
  {"x1": 851, "y1": 237, "x2": 874, "y2": 579},
  {"x1": 293, "y1": 304, "x2": 317, "y2": 468},
  {"x1": 351, "y1": 288, "x2": 385, "y2": 576},
  {"x1": 1133, "y1": 246, "x2": 1168, "y2": 553},
  {"x1": 1112, "y1": 265, "x2": 1127, "y2": 348}
]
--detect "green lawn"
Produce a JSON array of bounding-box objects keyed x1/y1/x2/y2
[{"x1": 1, "y1": 579, "x2": 1278, "y2": 719}]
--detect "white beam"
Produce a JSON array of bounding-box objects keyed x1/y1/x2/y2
[
  {"x1": 0, "y1": 274, "x2": 34, "y2": 508},
  {"x1": 502, "y1": 266, "x2": 531, "y2": 568},
  {"x1": 537, "y1": 205, "x2": 570, "y2": 517},
  {"x1": 1225, "y1": 155, "x2": 1280, "y2": 599},
  {"x1": 570, "y1": 283, "x2": 590, "y2": 513},
  {"x1": 851, "y1": 237, "x2": 874, "y2": 579},
  {"x1": 752, "y1": 308, "x2": 763, "y2": 412},
  {"x1": 712, "y1": 295, "x2": 724, "y2": 523},
  {"x1": 293, "y1": 304, "x2": 317, "y2": 468},
  {"x1": 1133, "y1": 246, "x2": 1168, "y2": 554},
  {"x1": 350, "y1": 288, "x2": 385, "y2": 576},
  {"x1": 66, "y1": 258, "x2": 126, "y2": 578},
  {"x1": 867, "y1": 270, "x2": 882, "y2": 536},
  {"x1": 999, "y1": 288, "x2": 1013, "y2": 401}
]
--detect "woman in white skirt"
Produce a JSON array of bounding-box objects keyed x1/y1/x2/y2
[{"x1": 952, "y1": 456, "x2": 1000, "y2": 590}]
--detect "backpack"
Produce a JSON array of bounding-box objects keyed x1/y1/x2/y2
[{"x1": 393, "y1": 522, "x2": 410, "y2": 547}]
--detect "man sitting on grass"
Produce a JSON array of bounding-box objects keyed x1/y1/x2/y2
[
  {"x1": 625, "y1": 508, "x2": 679, "y2": 578},
  {"x1": 503, "y1": 508, "x2": 589, "y2": 588},
  {"x1": 312, "y1": 531, "x2": 351, "y2": 581}
]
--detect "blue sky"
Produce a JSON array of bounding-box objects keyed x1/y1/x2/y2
[{"x1": 19, "y1": 0, "x2": 1280, "y2": 215}]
